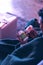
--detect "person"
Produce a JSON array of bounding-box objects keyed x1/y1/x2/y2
[
  {"x1": 1, "y1": 37, "x2": 43, "y2": 65},
  {"x1": 38, "y1": 8, "x2": 43, "y2": 32},
  {"x1": 1, "y1": 8, "x2": 43, "y2": 65}
]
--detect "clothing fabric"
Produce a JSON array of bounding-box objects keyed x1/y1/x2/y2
[{"x1": 1, "y1": 37, "x2": 43, "y2": 65}]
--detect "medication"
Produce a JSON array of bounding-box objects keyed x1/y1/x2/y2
[
  {"x1": 17, "y1": 30, "x2": 28, "y2": 43},
  {"x1": 25, "y1": 25, "x2": 33, "y2": 33},
  {"x1": 25, "y1": 25, "x2": 38, "y2": 38}
]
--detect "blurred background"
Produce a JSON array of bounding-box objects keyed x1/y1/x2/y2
[{"x1": 0, "y1": 0, "x2": 43, "y2": 20}]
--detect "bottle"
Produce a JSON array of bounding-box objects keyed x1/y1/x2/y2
[
  {"x1": 25, "y1": 25, "x2": 38, "y2": 38},
  {"x1": 17, "y1": 30, "x2": 28, "y2": 44},
  {"x1": 39, "y1": 17, "x2": 43, "y2": 32}
]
